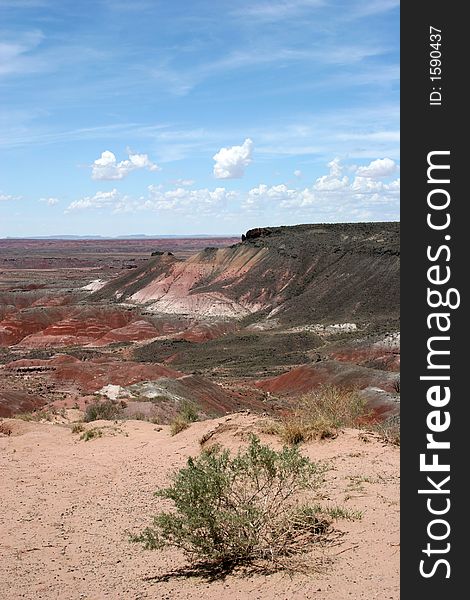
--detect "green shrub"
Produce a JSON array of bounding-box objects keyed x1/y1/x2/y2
[
  {"x1": 132, "y1": 436, "x2": 328, "y2": 568},
  {"x1": 84, "y1": 399, "x2": 120, "y2": 422}
]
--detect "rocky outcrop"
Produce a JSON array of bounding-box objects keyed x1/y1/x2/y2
[{"x1": 242, "y1": 227, "x2": 273, "y2": 241}]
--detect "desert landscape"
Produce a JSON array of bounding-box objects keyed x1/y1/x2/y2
[{"x1": 0, "y1": 223, "x2": 400, "y2": 599}]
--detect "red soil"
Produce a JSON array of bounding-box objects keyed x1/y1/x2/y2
[
  {"x1": 326, "y1": 347, "x2": 400, "y2": 372},
  {"x1": 6, "y1": 355, "x2": 183, "y2": 394},
  {"x1": 91, "y1": 320, "x2": 160, "y2": 346},
  {"x1": 0, "y1": 307, "x2": 71, "y2": 346},
  {"x1": 0, "y1": 388, "x2": 45, "y2": 418},
  {"x1": 255, "y1": 360, "x2": 398, "y2": 396}
]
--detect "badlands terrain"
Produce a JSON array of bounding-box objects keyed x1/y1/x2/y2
[{"x1": 0, "y1": 223, "x2": 400, "y2": 598}]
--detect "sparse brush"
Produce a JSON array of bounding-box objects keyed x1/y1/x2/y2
[
  {"x1": 17, "y1": 409, "x2": 54, "y2": 422},
  {"x1": 169, "y1": 401, "x2": 199, "y2": 436},
  {"x1": 305, "y1": 504, "x2": 363, "y2": 522},
  {"x1": 179, "y1": 401, "x2": 199, "y2": 423},
  {"x1": 257, "y1": 419, "x2": 281, "y2": 436},
  {"x1": 170, "y1": 416, "x2": 190, "y2": 436},
  {"x1": 132, "y1": 435, "x2": 329, "y2": 570},
  {"x1": 80, "y1": 428, "x2": 103, "y2": 441},
  {"x1": 372, "y1": 417, "x2": 400, "y2": 446},
  {"x1": 84, "y1": 399, "x2": 121, "y2": 423},
  {"x1": 71, "y1": 423, "x2": 85, "y2": 434},
  {"x1": 278, "y1": 386, "x2": 368, "y2": 444}
]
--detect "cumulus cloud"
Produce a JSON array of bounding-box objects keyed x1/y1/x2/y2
[
  {"x1": 313, "y1": 158, "x2": 349, "y2": 191},
  {"x1": 242, "y1": 157, "x2": 400, "y2": 220},
  {"x1": 39, "y1": 197, "x2": 59, "y2": 206},
  {"x1": 91, "y1": 150, "x2": 160, "y2": 180},
  {"x1": 213, "y1": 138, "x2": 253, "y2": 179},
  {"x1": 245, "y1": 184, "x2": 315, "y2": 210},
  {"x1": 355, "y1": 157, "x2": 397, "y2": 178},
  {"x1": 66, "y1": 189, "x2": 121, "y2": 212},
  {"x1": 294, "y1": 169, "x2": 302, "y2": 177},
  {"x1": 146, "y1": 185, "x2": 237, "y2": 214},
  {"x1": 65, "y1": 157, "x2": 399, "y2": 222}
]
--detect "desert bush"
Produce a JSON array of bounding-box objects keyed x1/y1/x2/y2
[
  {"x1": 179, "y1": 400, "x2": 199, "y2": 423},
  {"x1": 84, "y1": 399, "x2": 121, "y2": 422},
  {"x1": 372, "y1": 415, "x2": 400, "y2": 446},
  {"x1": 279, "y1": 385, "x2": 368, "y2": 444},
  {"x1": 71, "y1": 423, "x2": 85, "y2": 434},
  {"x1": 257, "y1": 419, "x2": 281, "y2": 436},
  {"x1": 80, "y1": 427, "x2": 103, "y2": 441},
  {"x1": 17, "y1": 409, "x2": 55, "y2": 422},
  {"x1": 132, "y1": 435, "x2": 328, "y2": 568},
  {"x1": 170, "y1": 416, "x2": 190, "y2": 436},
  {"x1": 169, "y1": 401, "x2": 199, "y2": 436}
]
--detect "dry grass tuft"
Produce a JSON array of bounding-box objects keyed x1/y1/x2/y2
[
  {"x1": 170, "y1": 416, "x2": 190, "y2": 436},
  {"x1": 278, "y1": 385, "x2": 368, "y2": 445}
]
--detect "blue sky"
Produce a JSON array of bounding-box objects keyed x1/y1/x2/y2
[{"x1": 0, "y1": 0, "x2": 399, "y2": 237}]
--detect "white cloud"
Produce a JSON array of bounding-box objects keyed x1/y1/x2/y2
[
  {"x1": 213, "y1": 138, "x2": 253, "y2": 179},
  {"x1": 64, "y1": 157, "x2": 399, "y2": 222},
  {"x1": 66, "y1": 189, "x2": 121, "y2": 212},
  {"x1": 91, "y1": 150, "x2": 160, "y2": 180},
  {"x1": 313, "y1": 158, "x2": 349, "y2": 191},
  {"x1": 147, "y1": 185, "x2": 237, "y2": 214},
  {"x1": 245, "y1": 184, "x2": 315, "y2": 210},
  {"x1": 0, "y1": 192, "x2": 22, "y2": 201},
  {"x1": 294, "y1": 169, "x2": 302, "y2": 177},
  {"x1": 356, "y1": 157, "x2": 397, "y2": 178},
  {"x1": 171, "y1": 178, "x2": 195, "y2": 187},
  {"x1": 39, "y1": 197, "x2": 59, "y2": 206},
  {"x1": 242, "y1": 157, "x2": 400, "y2": 219}
]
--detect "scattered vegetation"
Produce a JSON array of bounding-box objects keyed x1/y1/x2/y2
[
  {"x1": 277, "y1": 386, "x2": 369, "y2": 444},
  {"x1": 170, "y1": 416, "x2": 190, "y2": 436},
  {"x1": 80, "y1": 427, "x2": 103, "y2": 441},
  {"x1": 169, "y1": 401, "x2": 200, "y2": 436},
  {"x1": 346, "y1": 474, "x2": 375, "y2": 493},
  {"x1": 372, "y1": 417, "x2": 400, "y2": 446},
  {"x1": 17, "y1": 407, "x2": 66, "y2": 422},
  {"x1": 71, "y1": 423, "x2": 85, "y2": 434},
  {"x1": 300, "y1": 504, "x2": 363, "y2": 522},
  {"x1": 257, "y1": 419, "x2": 281, "y2": 436},
  {"x1": 392, "y1": 378, "x2": 400, "y2": 393},
  {"x1": 17, "y1": 410, "x2": 52, "y2": 422},
  {"x1": 84, "y1": 399, "x2": 121, "y2": 422},
  {"x1": 132, "y1": 435, "x2": 330, "y2": 571},
  {"x1": 179, "y1": 401, "x2": 199, "y2": 423}
]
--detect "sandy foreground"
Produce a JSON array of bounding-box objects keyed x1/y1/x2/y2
[{"x1": 0, "y1": 413, "x2": 399, "y2": 600}]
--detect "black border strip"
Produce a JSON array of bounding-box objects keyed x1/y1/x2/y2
[{"x1": 401, "y1": 3, "x2": 466, "y2": 596}]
